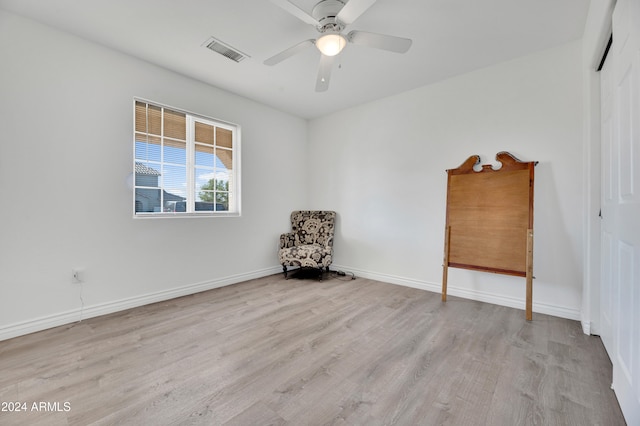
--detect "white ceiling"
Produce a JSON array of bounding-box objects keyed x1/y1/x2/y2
[{"x1": 0, "y1": 0, "x2": 589, "y2": 119}]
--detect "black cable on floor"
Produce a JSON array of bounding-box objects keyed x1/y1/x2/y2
[{"x1": 328, "y1": 269, "x2": 356, "y2": 281}]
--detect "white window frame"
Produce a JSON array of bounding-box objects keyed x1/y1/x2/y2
[{"x1": 133, "y1": 98, "x2": 241, "y2": 218}]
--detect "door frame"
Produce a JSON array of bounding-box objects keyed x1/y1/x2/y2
[{"x1": 583, "y1": 0, "x2": 616, "y2": 336}]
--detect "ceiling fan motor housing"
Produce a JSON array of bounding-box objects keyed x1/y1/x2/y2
[{"x1": 312, "y1": 0, "x2": 345, "y2": 32}]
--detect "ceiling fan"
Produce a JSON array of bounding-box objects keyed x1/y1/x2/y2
[{"x1": 264, "y1": 0, "x2": 412, "y2": 92}]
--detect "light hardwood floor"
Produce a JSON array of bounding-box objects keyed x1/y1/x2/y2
[{"x1": 0, "y1": 274, "x2": 626, "y2": 425}]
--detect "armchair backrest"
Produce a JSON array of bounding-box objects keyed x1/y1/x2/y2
[{"x1": 291, "y1": 211, "x2": 336, "y2": 247}]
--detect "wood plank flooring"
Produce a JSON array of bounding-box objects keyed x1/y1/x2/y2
[{"x1": 0, "y1": 274, "x2": 626, "y2": 425}]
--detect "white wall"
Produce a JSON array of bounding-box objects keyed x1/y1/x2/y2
[
  {"x1": 0, "y1": 10, "x2": 308, "y2": 339},
  {"x1": 308, "y1": 40, "x2": 584, "y2": 319}
]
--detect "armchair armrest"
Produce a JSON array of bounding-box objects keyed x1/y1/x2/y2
[{"x1": 280, "y1": 232, "x2": 295, "y2": 249}]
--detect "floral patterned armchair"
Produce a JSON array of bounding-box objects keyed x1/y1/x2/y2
[{"x1": 278, "y1": 211, "x2": 336, "y2": 279}]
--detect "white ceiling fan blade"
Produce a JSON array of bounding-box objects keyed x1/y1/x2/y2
[
  {"x1": 315, "y1": 54, "x2": 335, "y2": 92},
  {"x1": 264, "y1": 39, "x2": 315, "y2": 66},
  {"x1": 347, "y1": 30, "x2": 412, "y2": 53},
  {"x1": 336, "y1": 0, "x2": 377, "y2": 25},
  {"x1": 270, "y1": 0, "x2": 319, "y2": 26}
]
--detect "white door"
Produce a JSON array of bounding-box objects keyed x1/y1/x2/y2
[{"x1": 600, "y1": 0, "x2": 640, "y2": 423}]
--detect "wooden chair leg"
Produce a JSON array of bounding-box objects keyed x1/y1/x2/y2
[{"x1": 283, "y1": 265, "x2": 288, "y2": 280}]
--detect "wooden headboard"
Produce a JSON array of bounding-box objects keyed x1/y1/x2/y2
[{"x1": 441, "y1": 152, "x2": 537, "y2": 320}]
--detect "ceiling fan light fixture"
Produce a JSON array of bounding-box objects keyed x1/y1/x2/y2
[{"x1": 316, "y1": 33, "x2": 347, "y2": 56}]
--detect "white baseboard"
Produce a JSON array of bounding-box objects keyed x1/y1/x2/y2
[
  {"x1": 2, "y1": 264, "x2": 582, "y2": 342},
  {"x1": 0, "y1": 266, "x2": 281, "y2": 342},
  {"x1": 332, "y1": 265, "x2": 581, "y2": 321}
]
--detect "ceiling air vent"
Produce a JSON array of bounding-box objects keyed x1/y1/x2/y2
[{"x1": 203, "y1": 37, "x2": 250, "y2": 63}]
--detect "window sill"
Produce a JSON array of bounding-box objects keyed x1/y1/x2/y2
[{"x1": 134, "y1": 212, "x2": 240, "y2": 219}]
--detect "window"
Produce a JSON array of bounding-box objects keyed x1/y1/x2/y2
[{"x1": 133, "y1": 99, "x2": 240, "y2": 217}]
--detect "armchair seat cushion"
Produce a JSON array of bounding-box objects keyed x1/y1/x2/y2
[{"x1": 279, "y1": 244, "x2": 332, "y2": 268}]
